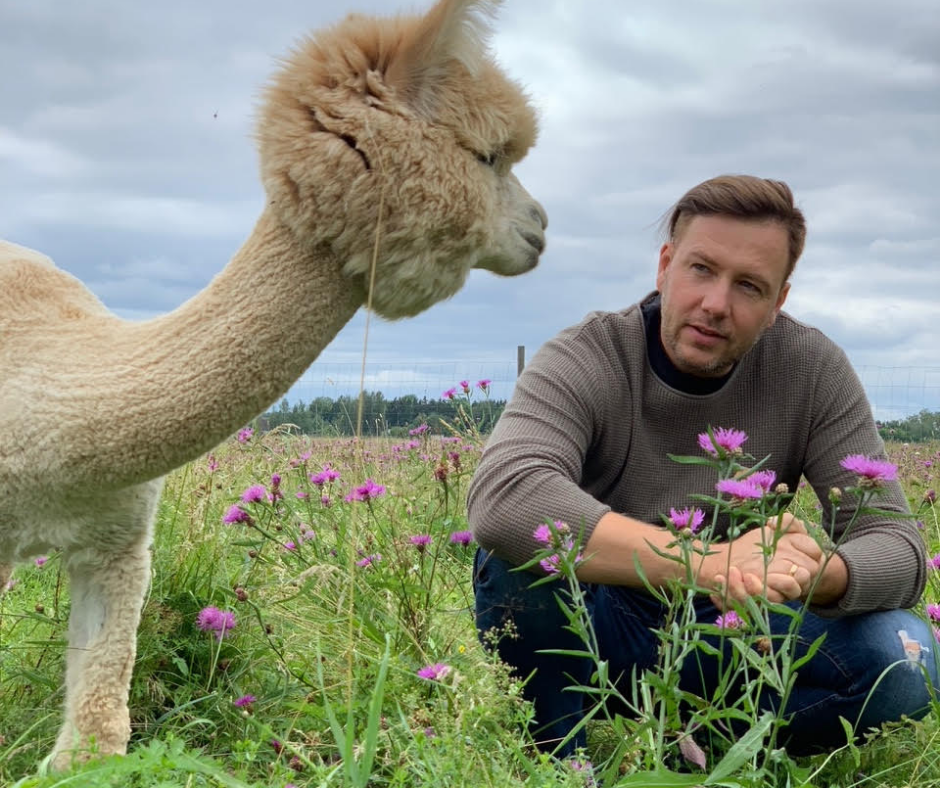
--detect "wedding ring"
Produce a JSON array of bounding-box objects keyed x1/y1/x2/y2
[{"x1": 788, "y1": 563, "x2": 799, "y2": 576}]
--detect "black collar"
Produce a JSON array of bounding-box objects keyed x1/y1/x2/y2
[{"x1": 641, "y1": 294, "x2": 733, "y2": 395}]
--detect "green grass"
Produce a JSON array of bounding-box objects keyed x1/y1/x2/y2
[{"x1": 2, "y1": 427, "x2": 939, "y2": 787}]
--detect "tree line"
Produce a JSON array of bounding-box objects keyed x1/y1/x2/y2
[
  {"x1": 261, "y1": 391, "x2": 507, "y2": 437},
  {"x1": 878, "y1": 409, "x2": 940, "y2": 443}
]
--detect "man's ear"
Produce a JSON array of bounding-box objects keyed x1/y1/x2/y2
[
  {"x1": 656, "y1": 242, "x2": 673, "y2": 291},
  {"x1": 768, "y1": 281, "x2": 791, "y2": 326}
]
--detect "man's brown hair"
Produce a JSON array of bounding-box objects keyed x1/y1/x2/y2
[{"x1": 665, "y1": 175, "x2": 807, "y2": 280}]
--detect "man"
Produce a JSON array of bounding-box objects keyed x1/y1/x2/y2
[{"x1": 467, "y1": 174, "x2": 934, "y2": 757}]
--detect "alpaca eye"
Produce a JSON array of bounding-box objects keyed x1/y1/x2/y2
[{"x1": 475, "y1": 150, "x2": 498, "y2": 167}]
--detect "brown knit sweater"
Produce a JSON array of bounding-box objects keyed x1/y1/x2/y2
[{"x1": 468, "y1": 295, "x2": 925, "y2": 616}]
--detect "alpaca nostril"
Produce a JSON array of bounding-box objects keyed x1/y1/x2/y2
[{"x1": 517, "y1": 228, "x2": 545, "y2": 254}]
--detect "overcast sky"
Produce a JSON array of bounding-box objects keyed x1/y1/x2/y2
[{"x1": 2, "y1": 0, "x2": 938, "y2": 418}]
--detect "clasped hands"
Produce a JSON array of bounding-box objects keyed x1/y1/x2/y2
[{"x1": 697, "y1": 512, "x2": 827, "y2": 610}]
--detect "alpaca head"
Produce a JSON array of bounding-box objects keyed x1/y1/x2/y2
[{"x1": 256, "y1": 0, "x2": 546, "y2": 319}]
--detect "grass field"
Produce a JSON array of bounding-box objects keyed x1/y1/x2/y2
[{"x1": 2, "y1": 408, "x2": 940, "y2": 787}]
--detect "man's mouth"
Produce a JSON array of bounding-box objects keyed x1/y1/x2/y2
[{"x1": 687, "y1": 323, "x2": 726, "y2": 340}]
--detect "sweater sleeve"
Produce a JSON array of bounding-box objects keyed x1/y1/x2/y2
[
  {"x1": 802, "y1": 341, "x2": 925, "y2": 616},
  {"x1": 467, "y1": 323, "x2": 615, "y2": 567}
]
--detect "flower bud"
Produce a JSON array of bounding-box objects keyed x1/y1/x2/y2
[
  {"x1": 774, "y1": 483, "x2": 789, "y2": 495},
  {"x1": 828, "y1": 487, "x2": 842, "y2": 503},
  {"x1": 925, "y1": 489, "x2": 936, "y2": 505}
]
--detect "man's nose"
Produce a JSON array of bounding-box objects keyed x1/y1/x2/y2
[{"x1": 701, "y1": 281, "x2": 731, "y2": 316}]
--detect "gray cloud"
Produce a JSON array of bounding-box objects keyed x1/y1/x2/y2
[{"x1": 2, "y1": 0, "x2": 937, "y2": 417}]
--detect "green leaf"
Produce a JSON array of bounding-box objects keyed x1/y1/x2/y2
[
  {"x1": 615, "y1": 769, "x2": 706, "y2": 786},
  {"x1": 667, "y1": 453, "x2": 720, "y2": 467},
  {"x1": 704, "y1": 711, "x2": 775, "y2": 784}
]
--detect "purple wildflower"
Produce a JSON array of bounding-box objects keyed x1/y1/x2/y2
[
  {"x1": 668, "y1": 507, "x2": 705, "y2": 533},
  {"x1": 356, "y1": 553, "x2": 382, "y2": 568},
  {"x1": 233, "y1": 695, "x2": 256, "y2": 708},
  {"x1": 309, "y1": 465, "x2": 340, "y2": 486},
  {"x1": 236, "y1": 427, "x2": 253, "y2": 444},
  {"x1": 840, "y1": 454, "x2": 899, "y2": 487},
  {"x1": 698, "y1": 427, "x2": 748, "y2": 456},
  {"x1": 34, "y1": 556, "x2": 48, "y2": 567},
  {"x1": 533, "y1": 524, "x2": 553, "y2": 544},
  {"x1": 222, "y1": 505, "x2": 252, "y2": 524},
  {"x1": 477, "y1": 379, "x2": 491, "y2": 392},
  {"x1": 409, "y1": 534, "x2": 432, "y2": 549},
  {"x1": 417, "y1": 662, "x2": 452, "y2": 681},
  {"x1": 450, "y1": 530, "x2": 474, "y2": 546},
  {"x1": 928, "y1": 554, "x2": 940, "y2": 571},
  {"x1": 197, "y1": 606, "x2": 237, "y2": 639},
  {"x1": 716, "y1": 478, "x2": 765, "y2": 501},
  {"x1": 442, "y1": 387, "x2": 457, "y2": 400},
  {"x1": 409, "y1": 423, "x2": 429, "y2": 436},
  {"x1": 715, "y1": 610, "x2": 744, "y2": 630},
  {"x1": 241, "y1": 485, "x2": 266, "y2": 504},
  {"x1": 459, "y1": 380, "x2": 470, "y2": 393},
  {"x1": 748, "y1": 469, "x2": 777, "y2": 492},
  {"x1": 344, "y1": 478, "x2": 387, "y2": 502},
  {"x1": 927, "y1": 604, "x2": 940, "y2": 623},
  {"x1": 207, "y1": 455, "x2": 219, "y2": 472}
]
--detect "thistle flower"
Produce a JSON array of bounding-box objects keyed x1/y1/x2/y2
[
  {"x1": 840, "y1": 454, "x2": 899, "y2": 488},
  {"x1": 715, "y1": 610, "x2": 744, "y2": 630},
  {"x1": 459, "y1": 380, "x2": 471, "y2": 393},
  {"x1": 34, "y1": 556, "x2": 48, "y2": 567},
  {"x1": 356, "y1": 553, "x2": 382, "y2": 568},
  {"x1": 236, "y1": 427, "x2": 253, "y2": 443},
  {"x1": 240, "y1": 485, "x2": 266, "y2": 504},
  {"x1": 417, "y1": 662, "x2": 451, "y2": 681},
  {"x1": 927, "y1": 603, "x2": 940, "y2": 623},
  {"x1": 197, "y1": 606, "x2": 237, "y2": 640},
  {"x1": 450, "y1": 530, "x2": 474, "y2": 546},
  {"x1": 698, "y1": 427, "x2": 748, "y2": 456},
  {"x1": 409, "y1": 423, "x2": 429, "y2": 436},
  {"x1": 715, "y1": 478, "x2": 765, "y2": 501},
  {"x1": 533, "y1": 524, "x2": 553, "y2": 545},
  {"x1": 476, "y1": 379, "x2": 491, "y2": 391},
  {"x1": 233, "y1": 695, "x2": 256, "y2": 708},
  {"x1": 668, "y1": 507, "x2": 705, "y2": 533},
  {"x1": 409, "y1": 534, "x2": 432, "y2": 550},
  {"x1": 309, "y1": 465, "x2": 340, "y2": 486},
  {"x1": 442, "y1": 387, "x2": 457, "y2": 400},
  {"x1": 748, "y1": 469, "x2": 777, "y2": 492},
  {"x1": 344, "y1": 478, "x2": 387, "y2": 502},
  {"x1": 222, "y1": 505, "x2": 252, "y2": 524}
]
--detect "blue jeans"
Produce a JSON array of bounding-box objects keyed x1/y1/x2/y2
[{"x1": 473, "y1": 548, "x2": 937, "y2": 757}]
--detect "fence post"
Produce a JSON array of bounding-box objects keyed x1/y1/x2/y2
[{"x1": 517, "y1": 345, "x2": 525, "y2": 377}]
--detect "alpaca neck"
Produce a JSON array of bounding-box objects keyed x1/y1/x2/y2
[{"x1": 105, "y1": 208, "x2": 364, "y2": 486}]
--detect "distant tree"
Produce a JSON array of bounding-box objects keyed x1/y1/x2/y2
[
  {"x1": 878, "y1": 409, "x2": 940, "y2": 443},
  {"x1": 261, "y1": 391, "x2": 507, "y2": 436}
]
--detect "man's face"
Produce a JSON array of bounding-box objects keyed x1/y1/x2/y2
[{"x1": 656, "y1": 215, "x2": 791, "y2": 378}]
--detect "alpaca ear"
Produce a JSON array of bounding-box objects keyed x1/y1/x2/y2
[{"x1": 385, "y1": 0, "x2": 498, "y2": 118}]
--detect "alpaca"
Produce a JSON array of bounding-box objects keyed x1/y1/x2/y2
[{"x1": 0, "y1": 0, "x2": 546, "y2": 769}]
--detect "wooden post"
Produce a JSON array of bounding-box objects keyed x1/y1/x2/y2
[{"x1": 517, "y1": 345, "x2": 525, "y2": 377}]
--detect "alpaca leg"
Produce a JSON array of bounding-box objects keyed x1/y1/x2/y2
[
  {"x1": 50, "y1": 540, "x2": 151, "y2": 770},
  {"x1": 0, "y1": 562, "x2": 11, "y2": 591}
]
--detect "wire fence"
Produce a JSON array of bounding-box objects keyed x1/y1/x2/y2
[{"x1": 276, "y1": 360, "x2": 940, "y2": 426}]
